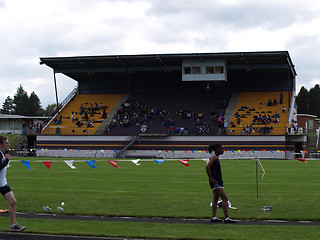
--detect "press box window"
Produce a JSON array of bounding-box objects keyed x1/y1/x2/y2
[
  {"x1": 192, "y1": 67, "x2": 201, "y2": 74},
  {"x1": 184, "y1": 67, "x2": 191, "y2": 74},
  {"x1": 215, "y1": 66, "x2": 224, "y2": 74},
  {"x1": 206, "y1": 66, "x2": 215, "y2": 74}
]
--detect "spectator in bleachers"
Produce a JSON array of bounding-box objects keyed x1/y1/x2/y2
[
  {"x1": 282, "y1": 106, "x2": 286, "y2": 113},
  {"x1": 267, "y1": 99, "x2": 273, "y2": 106},
  {"x1": 273, "y1": 98, "x2": 278, "y2": 106},
  {"x1": 280, "y1": 92, "x2": 283, "y2": 104},
  {"x1": 223, "y1": 120, "x2": 228, "y2": 134}
]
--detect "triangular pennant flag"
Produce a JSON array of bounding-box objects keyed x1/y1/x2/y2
[
  {"x1": 263, "y1": 150, "x2": 266, "y2": 152},
  {"x1": 296, "y1": 158, "x2": 306, "y2": 163},
  {"x1": 86, "y1": 160, "x2": 97, "y2": 168},
  {"x1": 199, "y1": 150, "x2": 202, "y2": 153},
  {"x1": 304, "y1": 151, "x2": 308, "y2": 154},
  {"x1": 154, "y1": 159, "x2": 164, "y2": 165},
  {"x1": 21, "y1": 161, "x2": 32, "y2": 170},
  {"x1": 284, "y1": 150, "x2": 287, "y2": 153},
  {"x1": 231, "y1": 150, "x2": 234, "y2": 153},
  {"x1": 108, "y1": 161, "x2": 119, "y2": 168},
  {"x1": 131, "y1": 159, "x2": 141, "y2": 166},
  {"x1": 191, "y1": 150, "x2": 195, "y2": 154},
  {"x1": 238, "y1": 150, "x2": 241, "y2": 153},
  {"x1": 205, "y1": 150, "x2": 208, "y2": 153},
  {"x1": 185, "y1": 150, "x2": 188, "y2": 153},
  {"x1": 165, "y1": 150, "x2": 168, "y2": 153},
  {"x1": 225, "y1": 150, "x2": 228, "y2": 153},
  {"x1": 245, "y1": 150, "x2": 248, "y2": 152},
  {"x1": 277, "y1": 150, "x2": 280, "y2": 153},
  {"x1": 202, "y1": 158, "x2": 209, "y2": 164},
  {"x1": 64, "y1": 160, "x2": 76, "y2": 169},
  {"x1": 42, "y1": 161, "x2": 52, "y2": 169},
  {"x1": 178, "y1": 159, "x2": 190, "y2": 167},
  {"x1": 158, "y1": 150, "x2": 161, "y2": 153},
  {"x1": 270, "y1": 150, "x2": 274, "y2": 153}
]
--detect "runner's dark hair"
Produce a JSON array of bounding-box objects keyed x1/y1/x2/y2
[{"x1": 208, "y1": 143, "x2": 222, "y2": 154}]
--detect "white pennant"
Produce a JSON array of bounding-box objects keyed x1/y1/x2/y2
[
  {"x1": 131, "y1": 159, "x2": 141, "y2": 166},
  {"x1": 64, "y1": 160, "x2": 76, "y2": 169},
  {"x1": 202, "y1": 158, "x2": 209, "y2": 164}
]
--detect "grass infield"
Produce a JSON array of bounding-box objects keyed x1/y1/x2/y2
[{"x1": 0, "y1": 157, "x2": 319, "y2": 239}]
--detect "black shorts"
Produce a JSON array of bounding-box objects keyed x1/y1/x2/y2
[
  {"x1": 0, "y1": 184, "x2": 12, "y2": 196},
  {"x1": 209, "y1": 180, "x2": 224, "y2": 191}
]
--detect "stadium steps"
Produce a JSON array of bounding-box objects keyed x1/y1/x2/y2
[
  {"x1": 95, "y1": 94, "x2": 130, "y2": 135},
  {"x1": 228, "y1": 92, "x2": 289, "y2": 135},
  {"x1": 114, "y1": 136, "x2": 140, "y2": 158},
  {"x1": 42, "y1": 94, "x2": 123, "y2": 135},
  {"x1": 224, "y1": 92, "x2": 240, "y2": 124}
]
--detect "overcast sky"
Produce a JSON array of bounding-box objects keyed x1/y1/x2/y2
[{"x1": 1, "y1": 0, "x2": 320, "y2": 109}]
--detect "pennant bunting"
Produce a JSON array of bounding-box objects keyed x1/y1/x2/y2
[
  {"x1": 231, "y1": 150, "x2": 234, "y2": 153},
  {"x1": 277, "y1": 150, "x2": 280, "y2": 153},
  {"x1": 185, "y1": 150, "x2": 188, "y2": 153},
  {"x1": 21, "y1": 161, "x2": 32, "y2": 170},
  {"x1": 270, "y1": 150, "x2": 274, "y2": 153},
  {"x1": 108, "y1": 161, "x2": 119, "y2": 168},
  {"x1": 191, "y1": 150, "x2": 195, "y2": 154},
  {"x1": 165, "y1": 150, "x2": 168, "y2": 153},
  {"x1": 154, "y1": 159, "x2": 164, "y2": 165},
  {"x1": 202, "y1": 158, "x2": 209, "y2": 164},
  {"x1": 86, "y1": 160, "x2": 97, "y2": 168},
  {"x1": 131, "y1": 159, "x2": 141, "y2": 166},
  {"x1": 304, "y1": 151, "x2": 308, "y2": 154},
  {"x1": 64, "y1": 160, "x2": 76, "y2": 169},
  {"x1": 296, "y1": 158, "x2": 306, "y2": 163},
  {"x1": 42, "y1": 161, "x2": 52, "y2": 169},
  {"x1": 238, "y1": 150, "x2": 241, "y2": 153},
  {"x1": 225, "y1": 150, "x2": 228, "y2": 153},
  {"x1": 178, "y1": 159, "x2": 190, "y2": 167}
]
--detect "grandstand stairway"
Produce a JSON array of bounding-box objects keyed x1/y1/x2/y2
[
  {"x1": 95, "y1": 94, "x2": 130, "y2": 135},
  {"x1": 114, "y1": 136, "x2": 140, "y2": 158}
]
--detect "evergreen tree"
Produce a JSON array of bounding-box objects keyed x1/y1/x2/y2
[
  {"x1": 308, "y1": 84, "x2": 320, "y2": 117},
  {"x1": 296, "y1": 86, "x2": 309, "y2": 114},
  {"x1": 29, "y1": 91, "x2": 42, "y2": 115},
  {"x1": 1, "y1": 96, "x2": 14, "y2": 114},
  {"x1": 45, "y1": 103, "x2": 57, "y2": 115},
  {"x1": 13, "y1": 84, "x2": 31, "y2": 115}
]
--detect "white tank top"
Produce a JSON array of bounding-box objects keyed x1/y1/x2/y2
[{"x1": 0, "y1": 151, "x2": 8, "y2": 187}]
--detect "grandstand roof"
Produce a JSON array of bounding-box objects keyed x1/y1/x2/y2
[{"x1": 40, "y1": 51, "x2": 296, "y2": 82}]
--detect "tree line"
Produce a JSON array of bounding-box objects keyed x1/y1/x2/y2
[
  {"x1": 296, "y1": 84, "x2": 320, "y2": 117},
  {"x1": 1, "y1": 84, "x2": 56, "y2": 116}
]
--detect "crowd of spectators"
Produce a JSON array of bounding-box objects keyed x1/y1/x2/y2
[
  {"x1": 22, "y1": 121, "x2": 43, "y2": 135},
  {"x1": 106, "y1": 97, "x2": 229, "y2": 135},
  {"x1": 230, "y1": 93, "x2": 286, "y2": 135}
]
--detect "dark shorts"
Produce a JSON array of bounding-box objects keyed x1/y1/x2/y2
[
  {"x1": 209, "y1": 180, "x2": 224, "y2": 191},
  {"x1": 0, "y1": 184, "x2": 12, "y2": 196}
]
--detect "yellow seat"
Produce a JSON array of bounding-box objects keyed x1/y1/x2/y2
[
  {"x1": 42, "y1": 94, "x2": 123, "y2": 135},
  {"x1": 228, "y1": 92, "x2": 290, "y2": 135}
]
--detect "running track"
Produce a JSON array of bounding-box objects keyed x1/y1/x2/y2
[{"x1": 0, "y1": 212, "x2": 319, "y2": 240}]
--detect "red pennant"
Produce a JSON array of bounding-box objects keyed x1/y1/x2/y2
[
  {"x1": 263, "y1": 150, "x2": 266, "y2": 152},
  {"x1": 89, "y1": 149, "x2": 92, "y2": 152},
  {"x1": 205, "y1": 150, "x2": 208, "y2": 153},
  {"x1": 284, "y1": 150, "x2": 287, "y2": 153},
  {"x1": 304, "y1": 151, "x2": 308, "y2": 154},
  {"x1": 225, "y1": 150, "x2": 228, "y2": 153},
  {"x1": 108, "y1": 161, "x2": 119, "y2": 168},
  {"x1": 165, "y1": 150, "x2": 168, "y2": 153},
  {"x1": 245, "y1": 150, "x2": 248, "y2": 152},
  {"x1": 178, "y1": 159, "x2": 190, "y2": 167},
  {"x1": 185, "y1": 150, "x2": 188, "y2": 153},
  {"x1": 42, "y1": 161, "x2": 52, "y2": 169},
  {"x1": 297, "y1": 158, "x2": 306, "y2": 163}
]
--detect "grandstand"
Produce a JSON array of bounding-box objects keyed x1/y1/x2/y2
[{"x1": 37, "y1": 51, "x2": 308, "y2": 158}]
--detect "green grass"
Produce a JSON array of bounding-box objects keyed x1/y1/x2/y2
[
  {"x1": 0, "y1": 218, "x2": 319, "y2": 240},
  {"x1": 0, "y1": 157, "x2": 319, "y2": 239}
]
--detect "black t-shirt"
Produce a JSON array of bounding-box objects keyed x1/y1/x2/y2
[{"x1": 210, "y1": 156, "x2": 222, "y2": 181}]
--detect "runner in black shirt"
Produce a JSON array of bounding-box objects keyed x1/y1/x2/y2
[{"x1": 206, "y1": 143, "x2": 236, "y2": 223}]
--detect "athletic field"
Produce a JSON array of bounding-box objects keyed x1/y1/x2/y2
[{"x1": 0, "y1": 157, "x2": 319, "y2": 239}]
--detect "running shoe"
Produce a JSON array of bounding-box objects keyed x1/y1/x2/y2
[
  {"x1": 224, "y1": 218, "x2": 237, "y2": 224},
  {"x1": 9, "y1": 222, "x2": 26, "y2": 232},
  {"x1": 211, "y1": 218, "x2": 223, "y2": 223}
]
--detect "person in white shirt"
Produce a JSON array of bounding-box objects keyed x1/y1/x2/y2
[{"x1": 0, "y1": 135, "x2": 25, "y2": 232}]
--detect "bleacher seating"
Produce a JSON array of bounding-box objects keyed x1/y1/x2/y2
[
  {"x1": 228, "y1": 92, "x2": 289, "y2": 135},
  {"x1": 105, "y1": 91, "x2": 231, "y2": 136},
  {"x1": 42, "y1": 94, "x2": 123, "y2": 135}
]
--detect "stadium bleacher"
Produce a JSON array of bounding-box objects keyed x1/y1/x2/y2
[
  {"x1": 228, "y1": 92, "x2": 289, "y2": 135},
  {"x1": 42, "y1": 94, "x2": 123, "y2": 135},
  {"x1": 105, "y1": 91, "x2": 231, "y2": 136}
]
